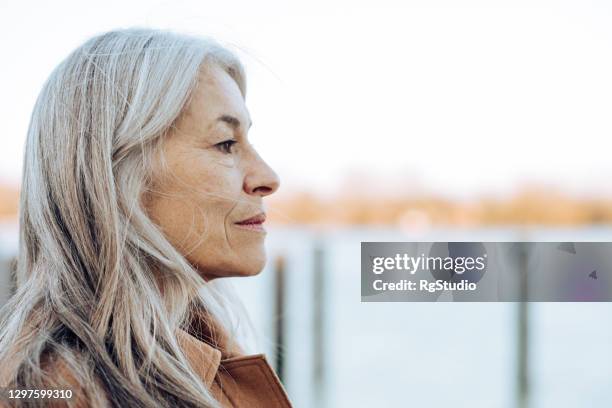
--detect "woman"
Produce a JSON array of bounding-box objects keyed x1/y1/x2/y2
[{"x1": 0, "y1": 28, "x2": 290, "y2": 407}]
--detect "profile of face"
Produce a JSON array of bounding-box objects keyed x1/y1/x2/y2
[{"x1": 144, "y1": 63, "x2": 279, "y2": 280}]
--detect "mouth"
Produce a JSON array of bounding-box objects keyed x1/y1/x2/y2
[{"x1": 233, "y1": 212, "x2": 267, "y2": 233}]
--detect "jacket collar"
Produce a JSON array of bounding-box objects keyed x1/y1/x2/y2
[
  {"x1": 176, "y1": 308, "x2": 246, "y2": 387},
  {"x1": 177, "y1": 329, "x2": 293, "y2": 408},
  {"x1": 176, "y1": 329, "x2": 222, "y2": 388}
]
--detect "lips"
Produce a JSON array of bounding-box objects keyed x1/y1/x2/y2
[
  {"x1": 233, "y1": 212, "x2": 267, "y2": 233},
  {"x1": 234, "y1": 212, "x2": 266, "y2": 226}
]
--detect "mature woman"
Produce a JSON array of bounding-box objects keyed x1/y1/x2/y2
[{"x1": 0, "y1": 28, "x2": 290, "y2": 407}]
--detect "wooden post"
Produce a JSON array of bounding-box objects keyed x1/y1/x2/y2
[
  {"x1": 312, "y1": 242, "x2": 326, "y2": 407},
  {"x1": 273, "y1": 254, "x2": 286, "y2": 384},
  {"x1": 517, "y1": 242, "x2": 530, "y2": 408}
]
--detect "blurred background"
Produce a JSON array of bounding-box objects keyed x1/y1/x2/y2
[{"x1": 1, "y1": 0, "x2": 612, "y2": 407}]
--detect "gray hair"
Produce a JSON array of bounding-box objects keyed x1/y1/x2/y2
[{"x1": 0, "y1": 28, "x2": 248, "y2": 407}]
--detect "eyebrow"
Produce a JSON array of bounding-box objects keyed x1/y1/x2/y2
[{"x1": 217, "y1": 114, "x2": 252, "y2": 130}]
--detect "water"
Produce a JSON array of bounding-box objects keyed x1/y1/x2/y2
[
  {"x1": 231, "y1": 226, "x2": 612, "y2": 408},
  {"x1": 1, "y1": 224, "x2": 611, "y2": 407}
]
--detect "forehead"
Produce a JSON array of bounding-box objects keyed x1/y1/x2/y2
[{"x1": 181, "y1": 63, "x2": 249, "y2": 132}]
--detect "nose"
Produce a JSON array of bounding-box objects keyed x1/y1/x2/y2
[{"x1": 243, "y1": 151, "x2": 280, "y2": 197}]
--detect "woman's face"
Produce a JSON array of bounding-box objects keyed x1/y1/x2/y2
[{"x1": 144, "y1": 63, "x2": 279, "y2": 279}]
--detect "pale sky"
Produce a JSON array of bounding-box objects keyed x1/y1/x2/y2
[{"x1": 1, "y1": 0, "x2": 612, "y2": 199}]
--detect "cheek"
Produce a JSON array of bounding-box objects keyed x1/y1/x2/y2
[
  {"x1": 173, "y1": 150, "x2": 241, "y2": 211},
  {"x1": 147, "y1": 152, "x2": 243, "y2": 255},
  {"x1": 190, "y1": 165, "x2": 242, "y2": 226}
]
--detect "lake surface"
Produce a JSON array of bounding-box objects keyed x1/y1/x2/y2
[
  {"x1": 233, "y1": 226, "x2": 612, "y2": 408},
  {"x1": 1, "y1": 224, "x2": 611, "y2": 407}
]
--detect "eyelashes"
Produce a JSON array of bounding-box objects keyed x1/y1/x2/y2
[{"x1": 214, "y1": 139, "x2": 237, "y2": 154}]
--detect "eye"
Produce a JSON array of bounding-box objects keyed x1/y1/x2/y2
[{"x1": 215, "y1": 139, "x2": 237, "y2": 154}]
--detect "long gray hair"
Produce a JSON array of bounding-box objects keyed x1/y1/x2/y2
[{"x1": 0, "y1": 28, "x2": 248, "y2": 407}]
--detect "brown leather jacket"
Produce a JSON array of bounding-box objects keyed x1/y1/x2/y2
[
  {"x1": 176, "y1": 329, "x2": 293, "y2": 407},
  {"x1": 0, "y1": 329, "x2": 292, "y2": 408}
]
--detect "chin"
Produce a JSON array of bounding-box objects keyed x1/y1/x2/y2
[
  {"x1": 230, "y1": 241, "x2": 268, "y2": 277},
  {"x1": 234, "y1": 251, "x2": 267, "y2": 277},
  {"x1": 195, "y1": 248, "x2": 267, "y2": 279}
]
